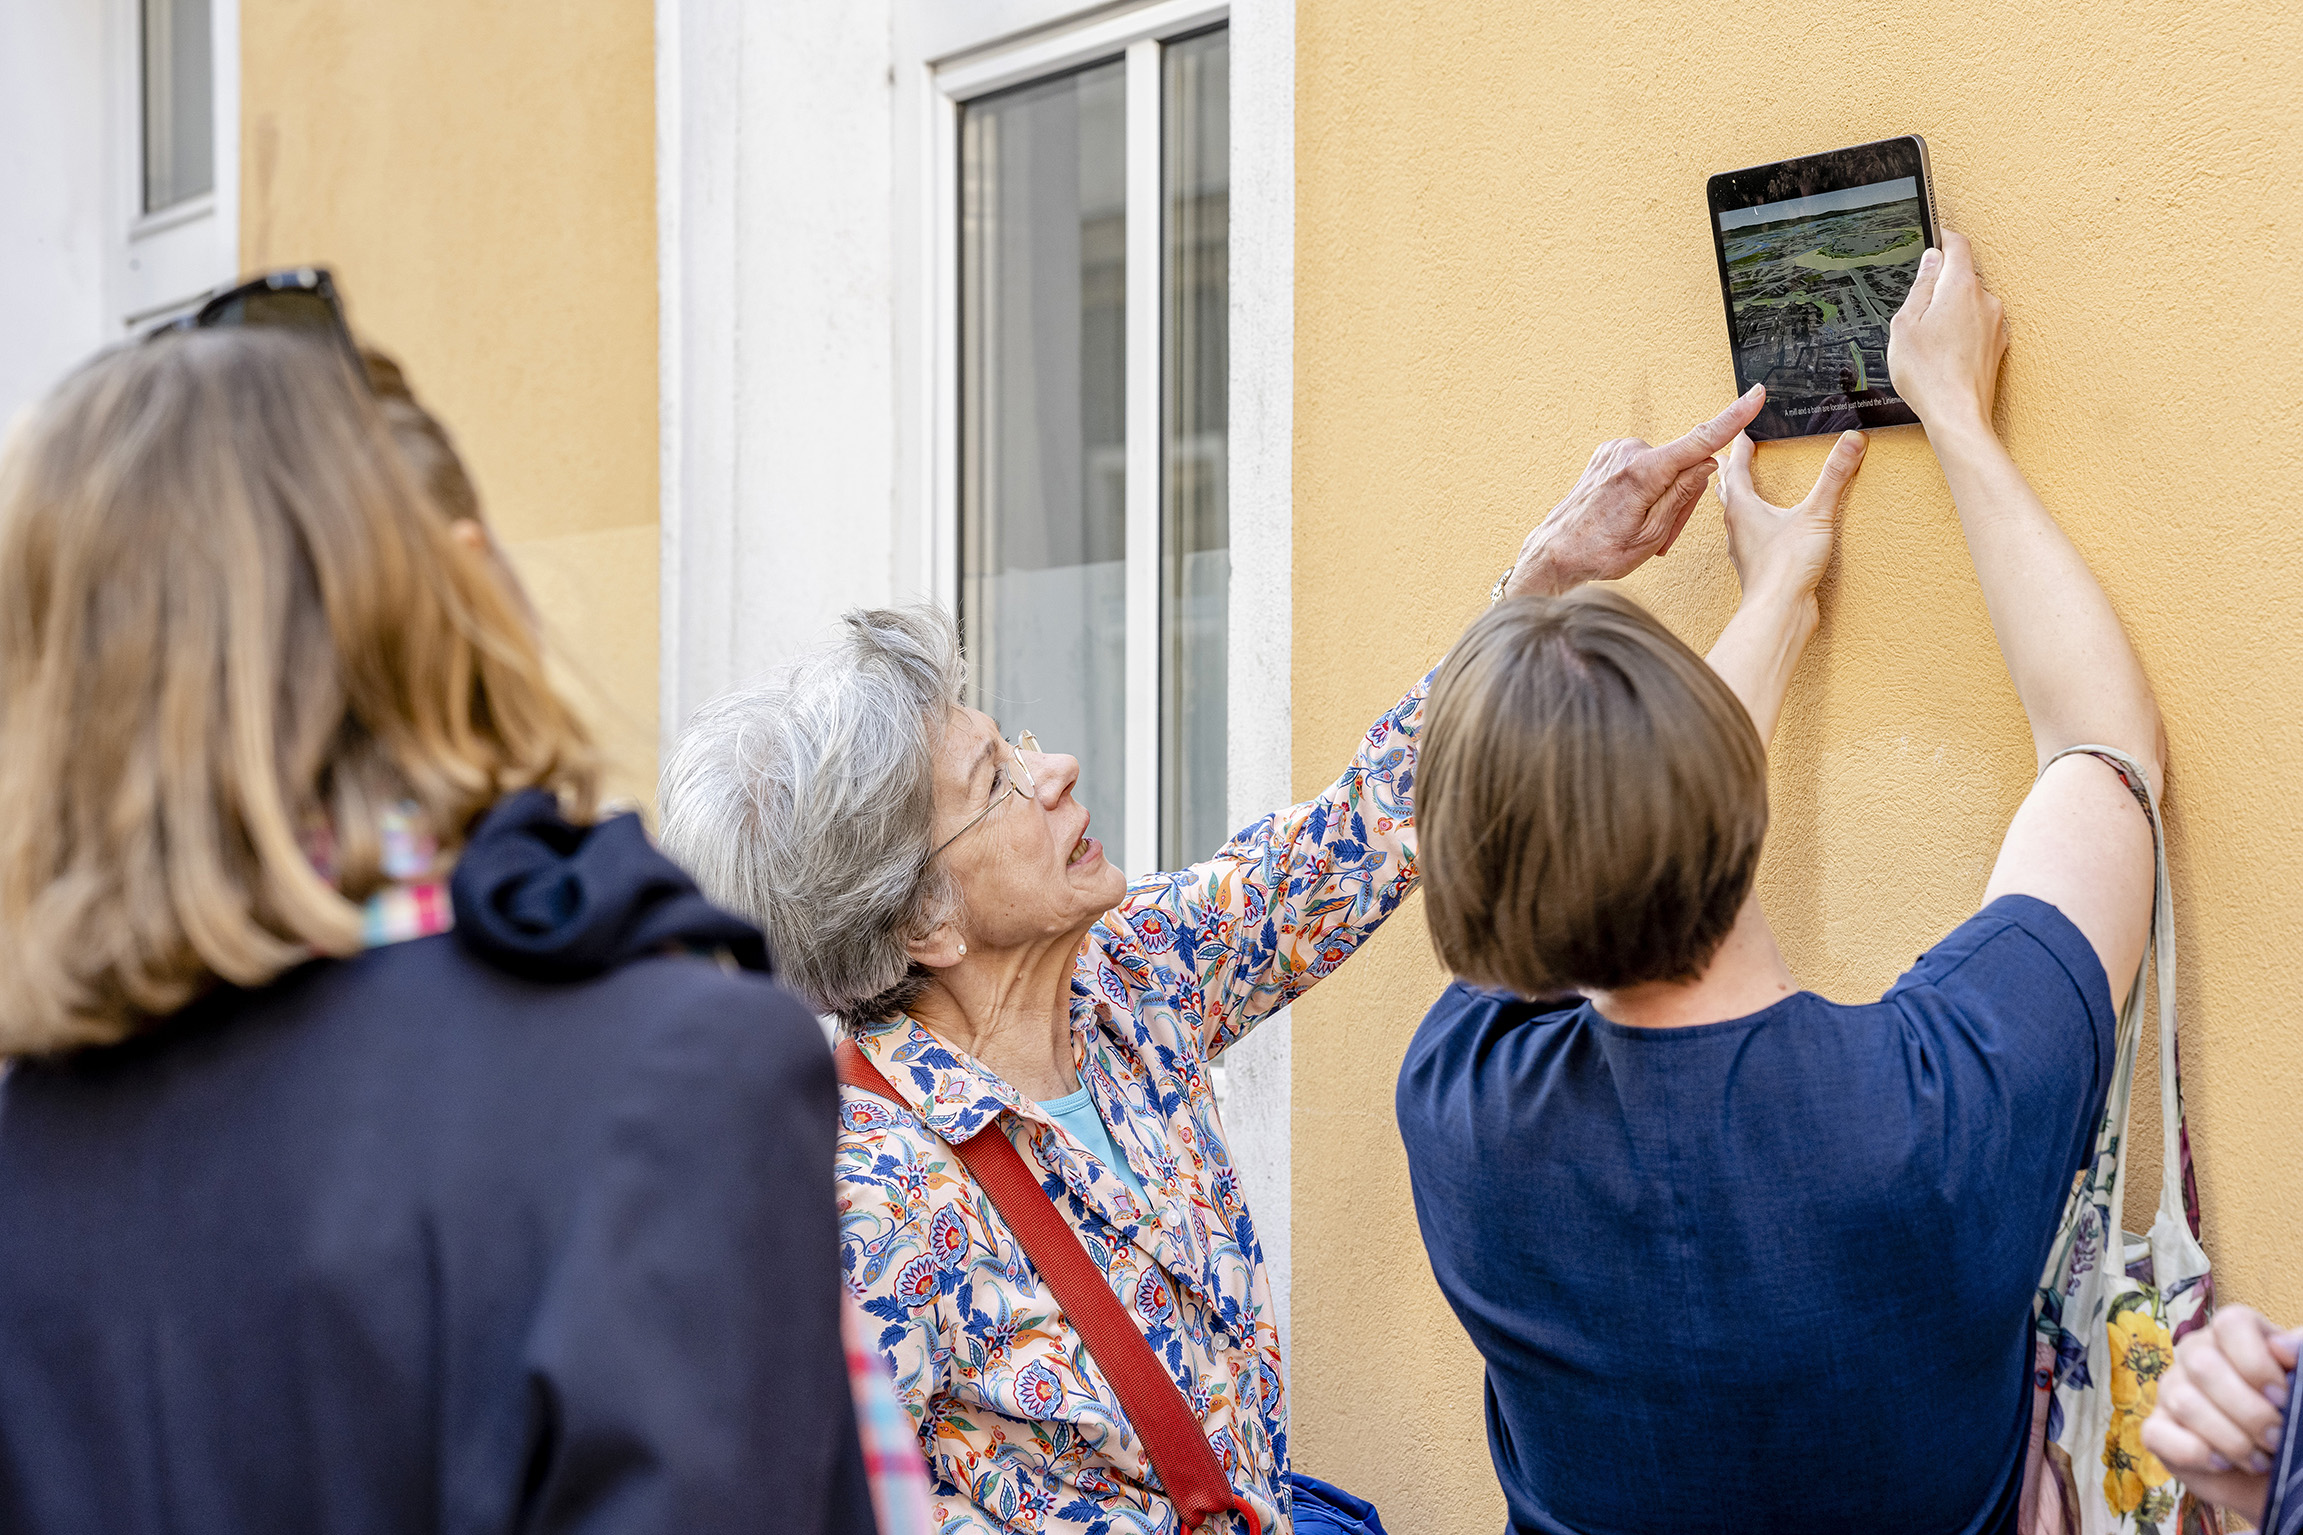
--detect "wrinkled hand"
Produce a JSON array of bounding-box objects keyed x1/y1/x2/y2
[
  {"x1": 1886, "y1": 230, "x2": 2009, "y2": 434},
  {"x1": 1720, "y1": 428, "x2": 1867, "y2": 610},
  {"x1": 1504, "y1": 385, "x2": 1766, "y2": 597},
  {"x1": 2141, "y1": 1304, "x2": 2299, "y2": 1524}
]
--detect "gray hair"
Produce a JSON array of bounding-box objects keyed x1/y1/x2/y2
[{"x1": 659, "y1": 605, "x2": 965, "y2": 1028}]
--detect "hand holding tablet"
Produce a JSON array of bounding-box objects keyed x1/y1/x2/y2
[
  {"x1": 1885, "y1": 231, "x2": 2009, "y2": 437},
  {"x1": 1707, "y1": 136, "x2": 1940, "y2": 440}
]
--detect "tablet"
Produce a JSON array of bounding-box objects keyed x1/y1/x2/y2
[{"x1": 1707, "y1": 136, "x2": 1939, "y2": 440}]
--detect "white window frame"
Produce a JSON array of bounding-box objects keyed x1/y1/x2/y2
[
  {"x1": 923, "y1": 1, "x2": 1225, "y2": 876},
  {"x1": 893, "y1": 0, "x2": 1296, "y2": 1368},
  {"x1": 109, "y1": 0, "x2": 240, "y2": 328}
]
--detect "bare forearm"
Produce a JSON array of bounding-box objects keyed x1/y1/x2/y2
[
  {"x1": 1706, "y1": 591, "x2": 1816, "y2": 748},
  {"x1": 1928, "y1": 416, "x2": 2165, "y2": 793}
]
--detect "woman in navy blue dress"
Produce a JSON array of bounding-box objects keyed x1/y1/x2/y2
[{"x1": 1398, "y1": 233, "x2": 2163, "y2": 1534}]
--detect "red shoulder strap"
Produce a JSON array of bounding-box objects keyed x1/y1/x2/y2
[{"x1": 835, "y1": 1039, "x2": 1260, "y2": 1535}]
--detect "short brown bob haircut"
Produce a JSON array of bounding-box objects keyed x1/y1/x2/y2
[
  {"x1": 1421, "y1": 587, "x2": 1768, "y2": 998},
  {"x1": 0, "y1": 329, "x2": 596, "y2": 1055}
]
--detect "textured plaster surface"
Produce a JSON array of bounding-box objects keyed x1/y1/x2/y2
[
  {"x1": 1292, "y1": 2, "x2": 2303, "y2": 1525},
  {"x1": 240, "y1": 0, "x2": 660, "y2": 802},
  {"x1": 502, "y1": 525, "x2": 662, "y2": 813}
]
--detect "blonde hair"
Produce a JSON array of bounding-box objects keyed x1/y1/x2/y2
[{"x1": 0, "y1": 329, "x2": 597, "y2": 1054}]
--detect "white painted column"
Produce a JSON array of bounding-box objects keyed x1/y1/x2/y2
[
  {"x1": 1219, "y1": 0, "x2": 1295, "y2": 1375},
  {"x1": 659, "y1": 0, "x2": 899, "y2": 742},
  {"x1": 0, "y1": 2, "x2": 109, "y2": 429},
  {"x1": 656, "y1": 0, "x2": 739, "y2": 738}
]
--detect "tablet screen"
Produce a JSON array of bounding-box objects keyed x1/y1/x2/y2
[{"x1": 1717, "y1": 173, "x2": 1927, "y2": 433}]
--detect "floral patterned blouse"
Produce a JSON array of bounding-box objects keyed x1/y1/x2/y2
[{"x1": 837, "y1": 676, "x2": 1428, "y2": 1534}]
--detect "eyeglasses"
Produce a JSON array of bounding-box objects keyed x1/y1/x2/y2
[
  {"x1": 145, "y1": 268, "x2": 368, "y2": 385},
  {"x1": 929, "y1": 730, "x2": 1040, "y2": 859}
]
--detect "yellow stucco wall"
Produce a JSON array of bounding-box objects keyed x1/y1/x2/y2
[
  {"x1": 1292, "y1": 2, "x2": 2303, "y2": 1525},
  {"x1": 240, "y1": 0, "x2": 659, "y2": 806}
]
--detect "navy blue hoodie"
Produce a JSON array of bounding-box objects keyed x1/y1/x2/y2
[{"x1": 0, "y1": 792, "x2": 874, "y2": 1534}]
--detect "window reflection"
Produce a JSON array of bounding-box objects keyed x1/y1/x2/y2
[
  {"x1": 959, "y1": 60, "x2": 1130, "y2": 860},
  {"x1": 142, "y1": 0, "x2": 215, "y2": 213},
  {"x1": 959, "y1": 30, "x2": 1230, "y2": 875}
]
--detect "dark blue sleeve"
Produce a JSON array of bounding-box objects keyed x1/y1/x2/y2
[
  {"x1": 1887, "y1": 893, "x2": 2118, "y2": 1198},
  {"x1": 1897, "y1": 894, "x2": 2117, "y2": 1045},
  {"x1": 516, "y1": 976, "x2": 874, "y2": 1535}
]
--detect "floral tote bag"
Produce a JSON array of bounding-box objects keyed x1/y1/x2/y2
[{"x1": 2019, "y1": 746, "x2": 2216, "y2": 1535}]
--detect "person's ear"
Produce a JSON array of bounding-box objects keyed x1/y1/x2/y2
[{"x1": 907, "y1": 923, "x2": 969, "y2": 969}]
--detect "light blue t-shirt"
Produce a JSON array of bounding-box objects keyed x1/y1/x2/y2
[{"x1": 1036, "y1": 1085, "x2": 1148, "y2": 1205}]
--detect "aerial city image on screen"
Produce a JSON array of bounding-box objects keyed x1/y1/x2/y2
[{"x1": 1721, "y1": 177, "x2": 1926, "y2": 429}]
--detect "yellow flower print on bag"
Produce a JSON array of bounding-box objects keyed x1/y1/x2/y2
[
  {"x1": 2106, "y1": 1302, "x2": 2173, "y2": 1415},
  {"x1": 2102, "y1": 1297, "x2": 2177, "y2": 1516},
  {"x1": 2101, "y1": 1409, "x2": 2172, "y2": 1519}
]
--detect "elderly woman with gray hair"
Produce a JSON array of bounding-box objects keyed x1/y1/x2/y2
[{"x1": 657, "y1": 387, "x2": 1770, "y2": 1535}]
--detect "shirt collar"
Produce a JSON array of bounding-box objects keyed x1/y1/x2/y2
[
  {"x1": 850, "y1": 1013, "x2": 1070, "y2": 1143},
  {"x1": 855, "y1": 999, "x2": 1246, "y2": 1334}
]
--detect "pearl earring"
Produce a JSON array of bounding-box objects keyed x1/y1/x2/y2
[{"x1": 957, "y1": 942, "x2": 968, "y2": 957}]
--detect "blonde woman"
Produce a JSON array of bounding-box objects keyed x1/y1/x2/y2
[{"x1": 0, "y1": 330, "x2": 875, "y2": 1534}]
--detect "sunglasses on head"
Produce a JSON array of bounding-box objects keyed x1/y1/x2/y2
[{"x1": 146, "y1": 267, "x2": 367, "y2": 385}]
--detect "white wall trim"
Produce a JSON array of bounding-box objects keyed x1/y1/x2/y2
[
  {"x1": 655, "y1": 0, "x2": 739, "y2": 745},
  {"x1": 934, "y1": 0, "x2": 1227, "y2": 99},
  {"x1": 0, "y1": 0, "x2": 110, "y2": 428},
  {"x1": 1216, "y1": 0, "x2": 1294, "y2": 1377},
  {"x1": 915, "y1": 60, "x2": 960, "y2": 617},
  {"x1": 212, "y1": 0, "x2": 239, "y2": 280},
  {"x1": 657, "y1": 0, "x2": 898, "y2": 743}
]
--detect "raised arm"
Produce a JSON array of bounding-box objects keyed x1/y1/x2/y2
[
  {"x1": 1123, "y1": 389, "x2": 1776, "y2": 1054},
  {"x1": 1504, "y1": 384, "x2": 1769, "y2": 597},
  {"x1": 1706, "y1": 428, "x2": 1868, "y2": 744},
  {"x1": 1889, "y1": 232, "x2": 2164, "y2": 989}
]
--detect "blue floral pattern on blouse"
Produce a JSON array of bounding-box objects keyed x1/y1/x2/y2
[{"x1": 836, "y1": 676, "x2": 1428, "y2": 1534}]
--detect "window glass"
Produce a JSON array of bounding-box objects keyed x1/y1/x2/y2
[
  {"x1": 142, "y1": 0, "x2": 215, "y2": 213},
  {"x1": 959, "y1": 60, "x2": 1130, "y2": 858},
  {"x1": 1160, "y1": 28, "x2": 1229, "y2": 868}
]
